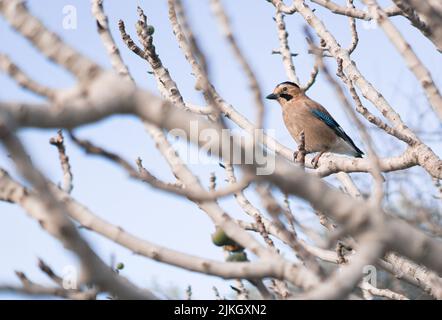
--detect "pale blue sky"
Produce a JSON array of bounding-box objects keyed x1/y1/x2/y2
[{"x1": 0, "y1": 0, "x2": 440, "y2": 299}]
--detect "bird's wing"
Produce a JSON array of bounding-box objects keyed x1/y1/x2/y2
[{"x1": 307, "y1": 101, "x2": 364, "y2": 157}]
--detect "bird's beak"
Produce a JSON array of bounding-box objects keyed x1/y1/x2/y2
[{"x1": 266, "y1": 93, "x2": 278, "y2": 100}]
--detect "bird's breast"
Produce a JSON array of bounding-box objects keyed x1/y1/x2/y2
[{"x1": 282, "y1": 111, "x2": 302, "y2": 139}]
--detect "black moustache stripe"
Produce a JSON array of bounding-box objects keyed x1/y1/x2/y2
[{"x1": 279, "y1": 93, "x2": 293, "y2": 101}]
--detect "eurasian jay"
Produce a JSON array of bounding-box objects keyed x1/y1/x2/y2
[{"x1": 266, "y1": 81, "x2": 364, "y2": 167}]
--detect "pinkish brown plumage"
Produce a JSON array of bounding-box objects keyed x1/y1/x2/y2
[{"x1": 266, "y1": 81, "x2": 363, "y2": 167}]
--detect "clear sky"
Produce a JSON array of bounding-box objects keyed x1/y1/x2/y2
[{"x1": 0, "y1": 0, "x2": 440, "y2": 299}]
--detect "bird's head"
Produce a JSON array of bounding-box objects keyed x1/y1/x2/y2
[{"x1": 266, "y1": 81, "x2": 303, "y2": 103}]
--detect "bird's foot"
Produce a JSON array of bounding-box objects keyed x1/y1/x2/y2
[
  {"x1": 311, "y1": 152, "x2": 325, "y2": 169},
  {"x1": 311, "y1": 157, "x2": 319, "y2": 169},
  {"x1": 293, "y1": 151, "x2": 298, "y2": 162}
]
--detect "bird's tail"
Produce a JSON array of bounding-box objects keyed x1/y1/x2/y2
[{"x1": 353, "y1": 146, "x2": 364, "y2": 158}]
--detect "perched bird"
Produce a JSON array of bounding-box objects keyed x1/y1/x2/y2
[{"x1": 266, "y1": 81, "x2": 364, "y2": 167}]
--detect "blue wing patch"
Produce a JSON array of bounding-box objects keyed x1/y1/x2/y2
[
  {"x1": 310, "y1": 109, "x2": 364, "y2": 157},
  {"x1": 311, "y1": 109, "x2": 339, "y2": 129}
]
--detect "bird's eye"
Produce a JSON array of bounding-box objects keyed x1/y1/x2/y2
[{"x1": 282, "y1": 87, "x2": 288, "y2": 92}]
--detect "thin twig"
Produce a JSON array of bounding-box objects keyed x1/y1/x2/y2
[{"x1": 50, "y1": 130, "x2": 73, "y2": 194}]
